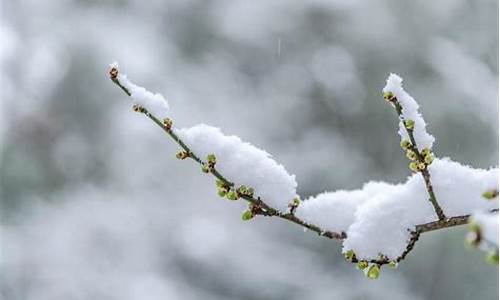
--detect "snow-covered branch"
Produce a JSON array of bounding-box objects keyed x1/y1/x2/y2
[
  {"x1": 108, "y1": 64, "x2": 499, "y2": 278},
  {"x1": 383, "y1": 74, "x2": 445, "y2": 220}
]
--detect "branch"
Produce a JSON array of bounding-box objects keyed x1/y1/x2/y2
[
  {"x1": 108, "y1": 65, "x2": 498, "y2": 276},
  {"x1": 385, "y1": 94, "x2": 446, "y2": 220},
  {"x1": 350, "y1": 209, "x2": 498, "y2": 266},
  {"x1": 110, "y1": 67, "x2": 346, "y2": 240}
]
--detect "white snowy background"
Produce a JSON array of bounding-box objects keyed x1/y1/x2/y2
[{"x1": 1, "y1": 1, "x2": 498, "y2": 299}]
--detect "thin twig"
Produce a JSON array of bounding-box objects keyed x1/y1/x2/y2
[
  {"x1": 110, "y1": 71, "x2": 346, "y2": 240},
  {"x1": 393, "y1": 101, "x2": 446, "y2": 221}
]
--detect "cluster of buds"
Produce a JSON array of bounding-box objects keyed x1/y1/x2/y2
[
  {"x1": 109, "y1": 64, "x2": 118, "y2": 79},
  {"x1": 356, "y1": 260, "x2": 368, "y2": 270},
  {"x1": 344, "y1": 249, "x2": 357, "y2": 262},
  {"x1": 226, "y1": 189, "x2": 239, "y2": 200},
  {"x1": 288, "y1": 197, "x2": 301, "y2": 214},
  {"x1": 241, "y1": 203, "x2": 266, "y2": 221},
  {"x1": 216, "y1": 179, "x2": 228, "y2": 196},
  {"x1": 352, "y1": 253, "x2": 398, "y2": 279},
  {"x1": 383, "y1": 91, "x2": 396, "y2": 103},
  {"x1": 201, "y1": 154, "x2": 217, "y2": 173},
  {"x1": 353, "y1": 259, "x2": 381, "y2": 279},
  {"x1": 404, "y1": 119, "x2": 415, "y2": 130},
  {"x1": 162, "y1": 118, "x2": 173, "y2": 130},
  {"x1": 132, "y1": 104, "x2": 146, "y2": 113},
  {"x1": 237, "y1": 185, "x2": 254, "y2": 198},
  {"x1": 175, "y1": 150, "x2": 189, "y2": 160},
  {"x1": 401, "y1": 138, "x2": 434, "y2": 172},
  {"x1": 421, "y1": 148, "x2": 434, "y2": 165},
  {"x1": 408, "y1": 161, "x2": 426, "y2": 172},
  {"x1": 207, "y1": 154, "x2": 216, "y2": 167},
  {"x1": 215, "y1": 179, "x2": 240, "y2": 201}
]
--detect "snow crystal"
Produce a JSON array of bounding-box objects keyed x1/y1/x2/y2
[
  {"x1": 175, "y1": 124, "x2": 297, "y2": 212},
  {"x1": 114, "y1": 66, "x2": 169, "y2": 119},
  {"x1": 383, "y1": 74, "x2": 435, "y2": 151},
  {"x1": 470, "y1": 212, "x2": 499, "y2": 247},
  {"x1": 296, "y1": 158, "x2": 498, "y2": 260}
]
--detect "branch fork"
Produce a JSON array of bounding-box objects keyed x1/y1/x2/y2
[{"x1": 110, "y1": 66, "x2": 497, "y2": 274}]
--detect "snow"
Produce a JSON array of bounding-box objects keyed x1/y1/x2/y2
[
  {"x1": 112, "y1": 62, "x2": 169, "y2": 119},
  {"x1": 470, "y1": 212, "x2": 499, "y2": 247},
  {"x1": 383, "y1": 74, "x2": 435, "y2": 151},
  {"x1": 175, "y1": 124, "x2": 298, "y2": 212},
  {"x1": 296, "y1": 158, "x2": 499, "y2": 260},
  {"x1": 295, "y1": 182, "x2": 394, "y2": 233}
]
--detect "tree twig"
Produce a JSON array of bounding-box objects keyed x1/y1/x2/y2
[
  {"x1": 110, "y1": 70, "x2": 346, "y2": 240},
  {"x1": 392, "y1": 100, "x2": 446, "y2": 221},
  {"x1": 109, "y1": 67, "x2": 494, "y2": 267}
]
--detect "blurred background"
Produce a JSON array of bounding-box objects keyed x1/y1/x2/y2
[{"x1": 1, "y1": 0, "x2": 498, "y2": 299}]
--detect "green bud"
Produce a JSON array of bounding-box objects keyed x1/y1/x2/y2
[
  {"x1": 421, "y1": 148, "x2": 431, "y2": 157},
  {"x1": 201, "y1": 164, "x2": 210, "y2": 173},
  {"x1": 365, "y1": 264, "x2": 380, "y2": 279},
  {"x1": 247, "y1": 188, "x2": 255, "y2": 197},
  {"x1": 217, "y1": 187, "x2": 228, "y2": 198},
  {"x1": 482, "y1": 189, "x2": 499, "y2": 200},
  {"x1": 207, "y1": 154, "x2": 217, "y2": 165},
  {"x1": 424, "y1": 154, "x2": 434, "y2": 165},
  {"x1": 216, "y1": 179, "x2": 226, "y2": 188},
  {"x1": 226, "y1": 190, "x2": 239, "y2": 201},
  {"x1": 357, "y1": 261, "x2": 368, "y2": 270},
  {"x1": 404, "y1": 119, "x2": 415, "y2": 130},
  {"x1": 383, "y1": 91, "x2": 395, "y2": 102},
  {"x1": 162, "y1": 118, "x2": 173, "y2": 130},
  {"x1": 241, "y1": 210, "x2": 254, "y2": 221},
  {"x1": 388, "y1": 261, "x2": 398, "y2": 269},
  {"x1": 486, "y1": 250, "x2": 499, "y2": 265},
  {"x1": 237, "y1": 185, "x2": 248, "y2": 195},
  {"x1": 417, "y1": 162, "x2": 426, "y2": 171},
  {"x1": 409, "y1": 162, "x2": 418, "y2": 172},
  {"x1": 293, "y1": 197, "x2": 301, "y2": 206},
  {"x1": 406, "y1": 150, "x2": 417, "y2": 161},
  {"x1": 344, "y1": 250, "x2": 356, "y2": 261},
  {"x1": 400, "y1": 139, "x2": 412, "y2": 149}
]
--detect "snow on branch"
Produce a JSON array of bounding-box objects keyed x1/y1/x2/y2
[
  {"x1": 109, "y1": 62, "x2": 169, "y2": 119},
  {"x1": 383, "y1": 73, "x2": 434, "y2": 151},
  {"x1": 109, "y1": 64, "x2": 499, "y2": 278},
  {"x1": 298, "y1": 159, "x2": 498, "y2": 260},
  {"x1": 176, "y1": 124, "x2": 298, "y2": 212},
  {"x1": 383, "y1": 73, "x2": 446, "y2": 221}
]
